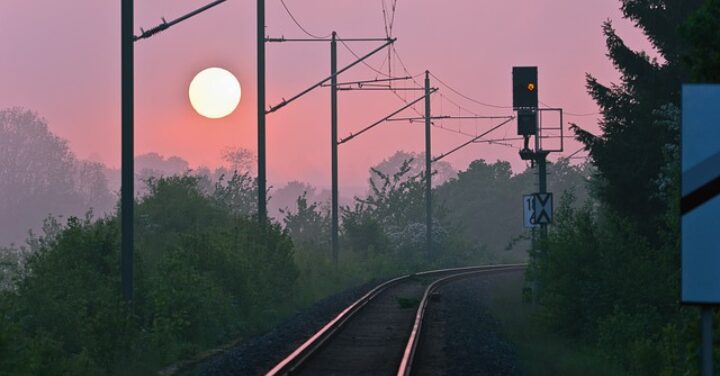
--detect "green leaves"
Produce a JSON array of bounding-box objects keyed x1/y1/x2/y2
[
  {"x1": 681, "y1": 0, "x2": 720, "y2": 82},
  {"x1": 578, "y1": 1, "x2": 702, "y2": 236},
  {"x1": 0, "y1": 176, "x2": 298, "y2": 374}
]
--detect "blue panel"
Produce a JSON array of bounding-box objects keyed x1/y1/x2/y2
[
  {"x1": 682, "y1": 194, "x2": 720, "y2": 303},
  {"x1": 682, "y1": 85, "x2": 720, "y2": 304},
  {"x1": 682, "y1": 85, "x2": 720, "y2": 174}
]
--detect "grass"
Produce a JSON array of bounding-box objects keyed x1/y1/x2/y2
[{"x1": 484, "y1": 272, "x2": 628, "y2": 376}]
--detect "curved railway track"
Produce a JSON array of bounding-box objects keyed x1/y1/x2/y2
[{"x1": 266, "y1": 263, "x2": 526, "y2": 376}]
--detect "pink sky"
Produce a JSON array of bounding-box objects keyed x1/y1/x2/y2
[{"x1": 0, "y1": 1, "x2": 655, "y2": 192}]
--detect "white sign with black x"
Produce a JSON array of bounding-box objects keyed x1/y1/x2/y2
[{"x1": 533, "y1": 193, "x2": 553, "y2": 225}]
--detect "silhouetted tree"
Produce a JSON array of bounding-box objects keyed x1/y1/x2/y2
[
  {"x1": 681, "y1": 0, "x2": 720, "y2": 82},
  {"x1": 575, "y1": 0, "x2": 702, "y2": 236}
]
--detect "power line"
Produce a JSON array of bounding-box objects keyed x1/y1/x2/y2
[
  {"x1": 566, "y1": 146, "x2": 588, "y2": 159},
  {"x1": 433, "y1": 117, "x2": 515, "y2": 162},
  {"x1": 279, "y1": 0, "x2": 332, "y2": 39},
  {"x1": 387, "y1": 46, "x2": 431, "y2": 117},
  {"x1": 539, "y1": 101, "x2": 599, "y2": 117},
  {"x1": 390, "y1": 45, "x2": 510, "y2": 117},
  {"x1": 381, "y1": 0, "x2": 390, "y2": 37},
  {"x1": 388, "y1": 0, "x2": 399, "y2": 36},
  {"x1": 339, "y1": 89, "x2": 437, "y2": 145},
  {"x1": 337, "y1": 36, "x2": 393, "y2": 78},
  {"x1": 391, "y1": 45, "x2": 423, "y2": 84},
  {"x1": 336, "y1": 37, "x2": 427, "y2": 119},
  {"x1": 267, "y1": 38, "x2": 395, "y2": 113},
  {"x1": 380, "y1": 0, "x2": 400, "y2": 37},
  {"x1": 429, "y1": 72, "x2": 512, "y2": 109},
  {"x1": 429, "y1": 125, "x2": 526, "y2": 150}
]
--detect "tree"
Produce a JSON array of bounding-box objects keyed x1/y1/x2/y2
[
  {"x1": 221, "y1": 147, "x2": 256, "y2": 175},
  {"x1": 370, "y1": 151, "x2": 456, "y2": 189},
  {"x1": 211, "y1": 172, "x2": 258, "y2": 217},
  {"x1": 434, "y1": 159, "x2": 590, "y2": 259},
  {"x1": 0, "y1": 108, "x2": 113, "y2": 245},
  {"x1": 1, "y1": 175, "x2": 298, "y2": 374},
  {"x1": 283, "y1": 193, "x2": 329, "y2": 248},
  {"x1": 270, "y1": 181, "x2": 322, "y2": 220},
  {"x1": 530, "y1": 2, "x2": 712, "y2": 372},
  {"x1": 74, "y1": 161, "x2": 114, "y2": 215},
  {"x1": 575, "y1": 0, "x2": 702, "y2": 236},
  {"x1": 681, "y1": 0, "x2": 720, "y2": 82}
]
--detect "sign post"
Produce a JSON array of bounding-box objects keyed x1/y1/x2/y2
[{"x1": 681, "y1": 84, "x2": 720, "y2": 376}]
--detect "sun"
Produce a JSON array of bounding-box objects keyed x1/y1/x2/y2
[{"x1": 189, "y1": 67, "x2": 241, "y2": 119}]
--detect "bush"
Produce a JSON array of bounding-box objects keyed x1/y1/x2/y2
[{"x1": 0, "y1": 176, "x2": 298, "y2": 375}]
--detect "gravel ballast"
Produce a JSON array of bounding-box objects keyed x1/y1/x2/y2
[
  {"x1": 186, "y1": 270, "x2": 523, "y2": 375},
  {"x1": 184, "y1": 280, "x2": 382, "y2": 376},
  {"x1": 415, "y1": 271, "x2": 522, "y2": 376}
]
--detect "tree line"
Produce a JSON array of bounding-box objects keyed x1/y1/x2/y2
[{"x1": 0, "y1": 107, "x2": 590, "y2": 373}]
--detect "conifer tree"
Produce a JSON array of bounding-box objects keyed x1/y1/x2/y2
[
  {"x1": 574, "y1": 0, "x2": 702, "y2": 236},
  {"x1": 682, "y1": 0, "x2": 720, "y2": 82}
]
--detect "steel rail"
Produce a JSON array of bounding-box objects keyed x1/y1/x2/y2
[
  {"x1": 265, "y1": 263, "x2": 526, "y2": 376},
  {"x1": 396, "y1": 264, "x2": 527, "y2": 376}
]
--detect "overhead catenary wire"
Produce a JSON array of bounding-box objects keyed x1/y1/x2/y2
[
  {"x1": 433, "y1": 117, "x2": 516, "y2": 162},
  {"x1": 566, "y1": 146, "x2": 588, "y2": 159},
  {"x1": 333, "y1": 37, "x2": 430, "y2": 123},
  {"x1": 381, "y1": 0, "x2": 391, "y2": 37},
  {"x1": 428, "y1": 72, "x2": 512, "y2": 109},
  {"x1": 381, "y1": 0, "x2": 400, "y2": 37},
  {"x1": 333, "y1": 11, "x2": 517, "y2": 153},
  {"x1": 429, "y1": 125, "x2": 524, "y2": 150},
  {"x1": 388, "y1": 0, "x2": 399, "y2": 35},
  {"x1": 540, "y1": 101, "x2": 598, "y2": 117},
  {"x1": 267, "y1": 38, "x2": 396, "y2": 113},
  {"x1": 337, "y1": 40, "x2": 426, "y2": 118},
  {"x1": 390, "y1": 46, "x2": 510, "y2": 119},
  {"x1": 338, "y1": 36, "x2": 394, "y2": 78},
  {"x1": 279, "y1": 0, "x2": 332, "y2": 39},
  {"x1": 339, "y1": 89, "x2": 437, "y2": 145}
]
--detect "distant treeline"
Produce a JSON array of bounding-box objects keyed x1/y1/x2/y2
[{"x1": 0, "y1": 106, "x2": 589, "y2": 373}]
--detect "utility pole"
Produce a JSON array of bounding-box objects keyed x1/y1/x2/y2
[
  {"x1": 534, "y1": 128, "x2": 548, "y2": 244},
  {"x1": 120, "y1": 1, "x2": 226, "y2": 302},
  {"x1": 537, "y1": 151, "x2": 549, "y2": 244},
  {"x1": 257, "y1": 0, "x2": 267, "y2": 222},
  {"x1": 121, "y1": 0, "x2": 134, "y2": 302},
  {"x1": 424, "y1": 71, "x2": 433, "y2": 257},
  {"x1": 331, "y1": 32, "x2": 339, "y2": 264},
  {"x1": 265, "y1": 36, "x2": 394, "y2": 264}
]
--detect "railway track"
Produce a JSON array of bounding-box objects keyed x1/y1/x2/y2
[{"x1": 266, "y1": 263, "x2": 526, "y2": 376}]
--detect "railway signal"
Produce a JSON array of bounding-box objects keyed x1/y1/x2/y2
[
  {"x1": 513, "y1": 66, "x2": 539, "y2": 154},
  {"x1": 513, "y1": 66, "x2": 564, "y2": 304},
  {"x1": 512, "y1": 66, "x2": 538, "y2": 109}
]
